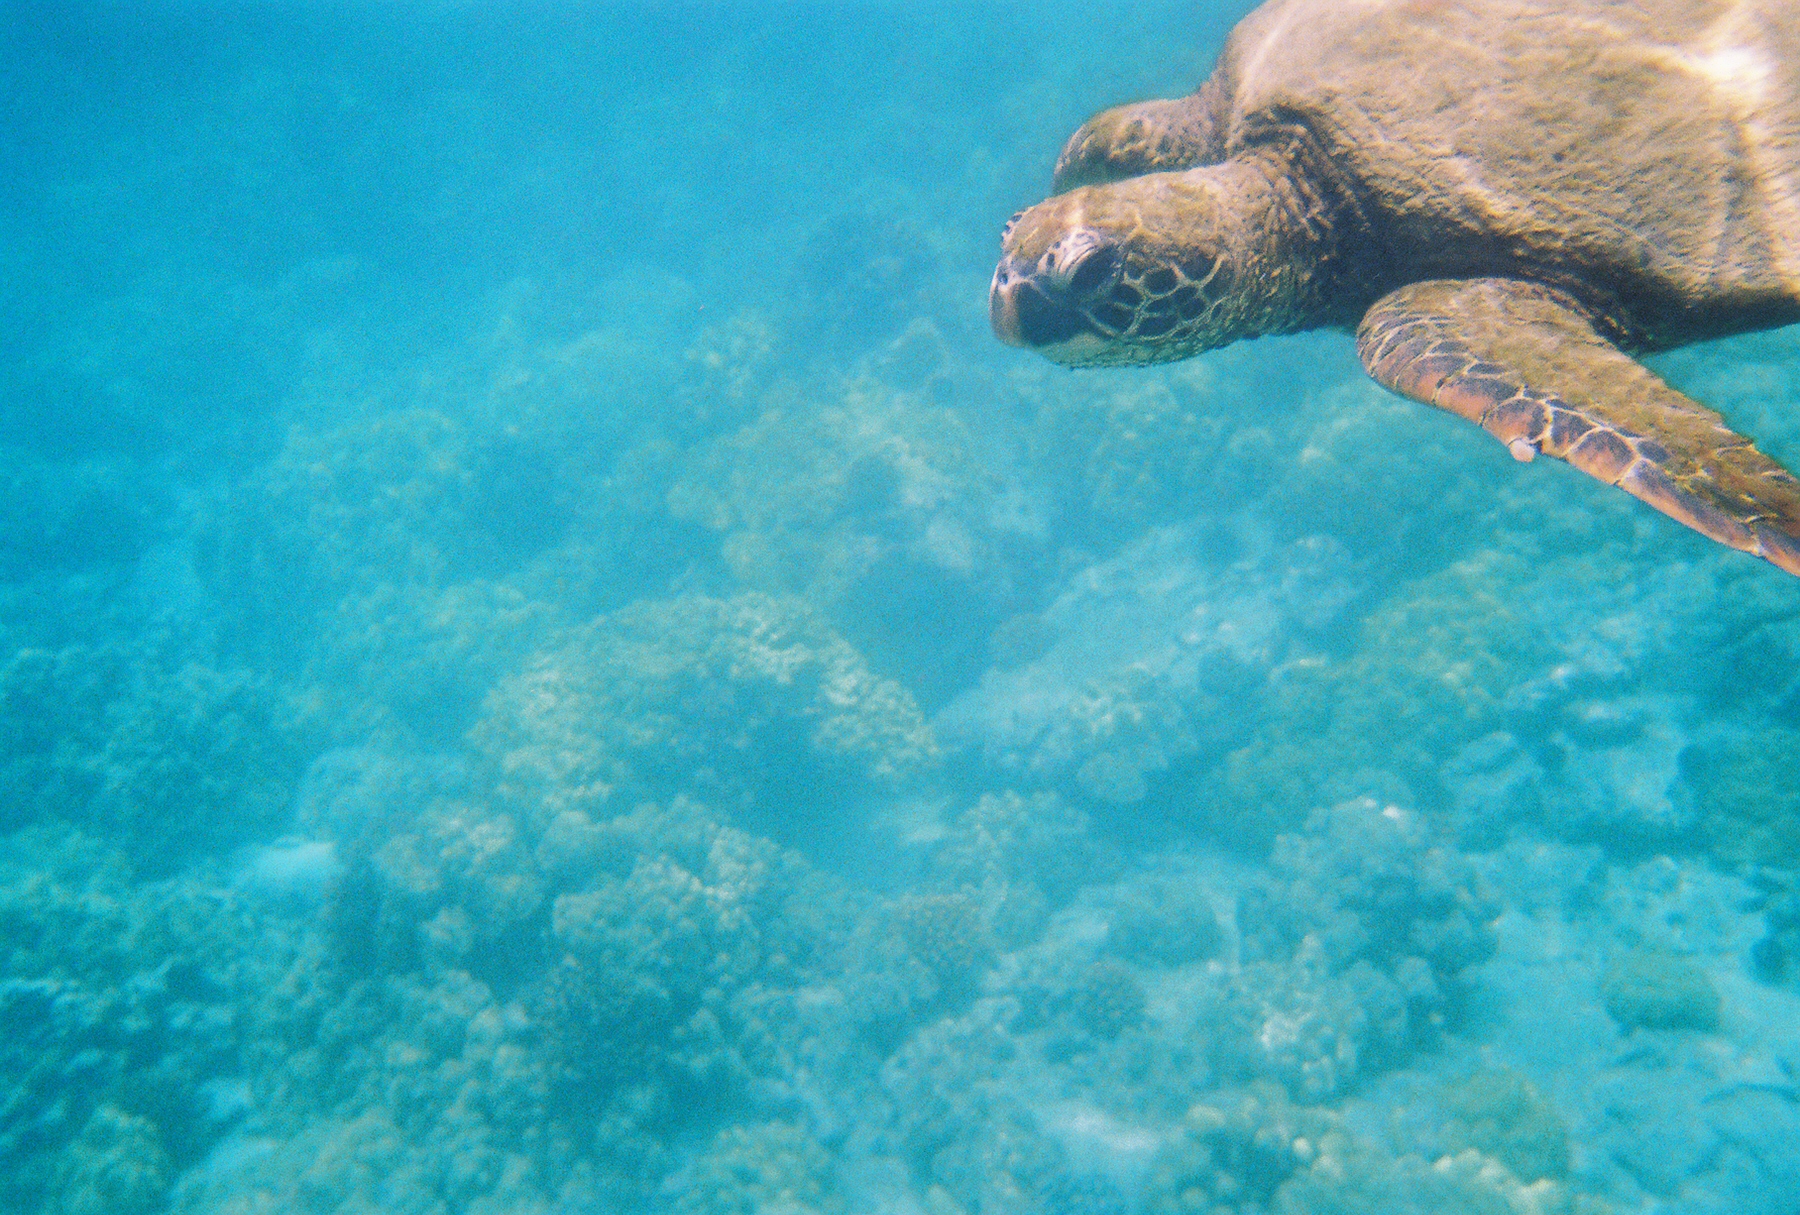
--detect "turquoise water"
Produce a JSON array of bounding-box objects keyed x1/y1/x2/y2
[{"x1": 4, "y1": 3, "x2": 1800, "y2": 1212}]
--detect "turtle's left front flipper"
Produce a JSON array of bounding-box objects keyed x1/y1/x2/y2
[{"x1": 1357, "y1": 277, "x2": 1800, "y2": 577}]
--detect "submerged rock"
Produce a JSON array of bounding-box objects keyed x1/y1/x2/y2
[{"x1": 1600, "y1": 949, "x2": 1721, "y2": 1033}]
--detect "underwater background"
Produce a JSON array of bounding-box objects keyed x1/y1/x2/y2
[{"x1": 4, "y1": 2, "x2": 1800, "y2": 1212}]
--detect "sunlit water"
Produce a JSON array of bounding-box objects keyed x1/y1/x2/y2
[{"x1": 3, "y1": 4, "x2": 1799, "y2": 1213}]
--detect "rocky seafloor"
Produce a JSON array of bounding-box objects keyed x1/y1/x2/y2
[{"x1": 3, "y1": 4, "x2": 1800, "y2": 1214}]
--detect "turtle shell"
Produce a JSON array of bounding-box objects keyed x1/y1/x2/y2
[{"x1": 1209, "y1": 0, "x2": 1800, "y2": 344}]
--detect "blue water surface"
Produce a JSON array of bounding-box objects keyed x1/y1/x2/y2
[{"x1": 3, "y1": 3, "x2": 1800, "y2": 1213}]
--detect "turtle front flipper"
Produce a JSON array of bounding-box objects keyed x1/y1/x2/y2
[
  {"x1": 1051, "y1": 91, "x2": 1224, "y2": 193},
  {"x1": 1357, "y1": 278, "x2": 1800, "y2": 577}
]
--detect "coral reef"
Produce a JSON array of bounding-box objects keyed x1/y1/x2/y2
[
  {"x1": 47, "y1": 1105, "x2": 173, "y2": 1215},
  {"x1": 473, "y1": 592, "x2": 936, "y2": 840},
  {"x1": 1270, "y1": 1139, "x2": 1558, "y2": 1215},
  {"x1": 290, "y1": 748, "x2": 541, "y2": 983},
  {"x1": 937, "y1": 523, "x2": 1359, "y2": 815},
  {"x1": 673, "y1": 1121, "x2": 844, "y2": 1215},
  {"x1": 1206, "y1": 550, "x2": 1556, "y2": 839},
  {"x1": 167, "y1": 972, "x2": 568, "y2": 1215},
  {"x1": 1103, "y1": 876, "x2": 1223, "y2": 968},
  {"x1": 927, "y1": 790, "x2": 1102, "y2": 948},
  {"x1": 1015, "y1": 354, "x2": 1268, "y2": 534},
  {"x1": 9, "y1": 9, "x2": 1800, "y2": 1215},
  {"x1": 1225, "y1": 800, "x2": 1499, "y2": 1096},
  {"x1": 544, "y1": 848, "x2": 767, "y2": 1110},
  {"x1": 1440, "y1": 1069, "x2": 1572, "y2": 1185},
  {"x1": 881, "y1": 1010, "x2": 1079, "y2": 1215},
  {"x1": 1146, "y1": 1085, "x2": 1594, "y2": 1215},
  {"x1": 668, "y1": 322, "x2": 1046, "y2": 702},
  {"x1": 1685, "y1": 726, "x2": 1800, "y2": 869},
  {"x1": 0, "y1": 645, "x2": 305, "y2": 866},
  {"x1": 1214, "y1": 536, "x2": 1799, "y2": 854},
  {"x1": 1749, "y1": 868, "x2": 1800, "y2": 983},
  {"x1": 1216, "y1": 951, "x2": 1400, "y2": 1101},
  {"x1": 1260, "y1": 377, "x2": 1495, "y2": 568},
  {"x1": 0, "y1": 825, "x2": 264, "y2": 1215},
  {"x1": 1145, "y1": 1085, "x2": 1331, "y2": 1214},
  {"x1": 890, "y1": 891, "x2": 996, "y2": 1005},
  {"x1": 205, "y1": 408, "x2": 520, "y2": 645}
]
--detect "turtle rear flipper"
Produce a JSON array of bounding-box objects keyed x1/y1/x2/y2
[{"x1": 1357, "y1": 278, "x2": 1800, "y2": 577}]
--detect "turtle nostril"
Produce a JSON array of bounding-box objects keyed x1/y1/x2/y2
[{"x1": 1066, "y1": 244, "x2": 1122, "y2": 297}]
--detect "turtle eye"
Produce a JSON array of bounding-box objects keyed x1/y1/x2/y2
[
  {"x1": 1067, "y1": 244, "x2": 1123, "y2": 297},
  {"x1": 1000, "y1": 212, "x2": 1023, "y2": 244}
]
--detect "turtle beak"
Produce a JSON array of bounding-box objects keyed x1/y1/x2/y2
[
  {"x1": 990, "y1": 257, "x2": 1028, "y2": 347},
  {"x1": 990, "y1": 224, "x2": 1123, "y2": 353},
  {"x1": 989, "y1": 252, "x2": 1101, "y2": 350}
]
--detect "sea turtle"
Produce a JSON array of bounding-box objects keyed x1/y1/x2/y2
[{"x1": 989, "y1": 0, "x2": 1800, "y2": 576}]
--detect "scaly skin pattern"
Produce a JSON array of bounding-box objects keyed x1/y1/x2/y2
[
  {"x1": 1357, "y1": 278, "x2": 1800, "y2": 576},
  {"x1": 1051, "y1": 81, "x2": 1229, "y2": 193},
  {"x1": 993, "y1": 147, "x2": 1341, "y2": 367}
]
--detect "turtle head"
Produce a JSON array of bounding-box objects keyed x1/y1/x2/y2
[{"x1": 989, "y1": 159, "x2": 1315, "y2": 368}]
